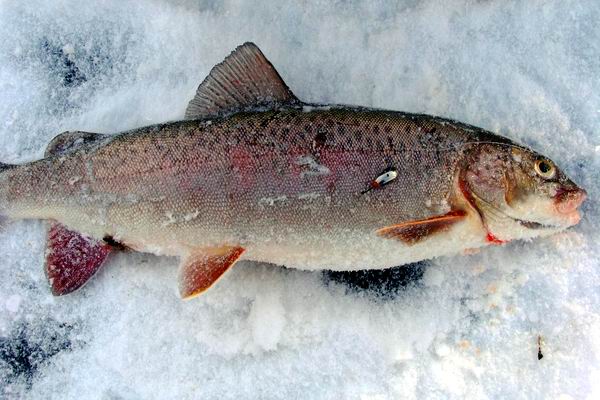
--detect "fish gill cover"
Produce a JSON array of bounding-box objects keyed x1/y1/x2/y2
[{"x1": 0, "y1": 0, "x2": 598, "y2": 399}]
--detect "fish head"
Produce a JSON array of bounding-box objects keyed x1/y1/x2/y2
[{"x1": 460, "y1": 143, "x2": 586, "y2": 241}]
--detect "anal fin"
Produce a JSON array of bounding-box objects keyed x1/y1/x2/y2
[
  {"x1": 178, "y1": 246, "x2": 245, "y2": 299},
  {"x1": 377, "y1": 210, "x2": 467, "y2": 245},
  {"x1": 45, "y1": 223, "x2": 112, "y2": 295}
]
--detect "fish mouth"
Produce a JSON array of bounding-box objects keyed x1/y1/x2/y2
[
  {"x1": 483, "y1": 194, "x2": 581, "y2": 230},
  {"x1": 462, "y1": 184, "x2": 567, "y2": 231},
  {"x1": 459, "y1": 179, "x2": 584, "y2": 234},
  {"x1": 482, "y1": 195, "x2": 582, "y2": 230},
  {"x1": 484, "y1": 206, "x2": 561, "y2": 230},
  {"x1": 554, "y1": 187, "x2": 587, "y2": 214}
]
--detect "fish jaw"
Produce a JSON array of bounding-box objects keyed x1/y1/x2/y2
[{"x1": 461, "y1": 187, "x2": 586, "y2": 243}]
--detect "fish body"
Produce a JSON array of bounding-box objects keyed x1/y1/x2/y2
[
  {"x1": 0, "y1": 43, "x2": 586, "y2": 298},
  {"x1": 3, "y1": 109, "x2": 496, "y2": 269}
]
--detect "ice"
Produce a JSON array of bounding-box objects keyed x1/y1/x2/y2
[{"x1": 0, "y1": 0, "x2": 599, "y2": 398}]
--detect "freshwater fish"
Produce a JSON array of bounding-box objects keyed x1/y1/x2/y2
[{"x1": 0, "y1": 42, "x2": 586, "y2": 299}]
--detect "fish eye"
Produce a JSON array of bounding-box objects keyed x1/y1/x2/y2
[{"x1": 534, "y1": 159, "x2": 556, "y2": 179}]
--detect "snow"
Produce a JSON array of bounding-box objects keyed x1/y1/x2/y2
[{"x1": 0, "y1": 0, "x2": 599, "y2": 398}]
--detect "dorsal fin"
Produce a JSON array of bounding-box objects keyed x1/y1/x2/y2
[
  {"x1": 45, "y1": 131, "x2": 106, "y2": 157},
  {"x1": 185, "y1": 42, "x2": 300, "y2": 120}
]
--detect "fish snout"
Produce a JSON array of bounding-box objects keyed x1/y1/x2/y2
[{"x1": 554, "y1": 187, "x2": 587, "y2": 215}]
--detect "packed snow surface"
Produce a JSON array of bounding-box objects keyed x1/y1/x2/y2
[{"x1": 0, "y1": 1, "x2": 599, "y2": 398}]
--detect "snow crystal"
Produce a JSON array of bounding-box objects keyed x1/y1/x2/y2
[
  {"x1": 0, "y1": 0, "x2": 599, "y2": 399},
  {"x1": 247, "y1": 289, "x2": 286, "y2": 353},
  {"x1": 4, "y1": 295, "x2": 21, "y2": 314}
]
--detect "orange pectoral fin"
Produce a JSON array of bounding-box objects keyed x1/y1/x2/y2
[
  {"x1": 376, "y1": 210, "x2": 467, "y2": 245},
  {"x1": 178, "y1": 246, "x2": 245, "y2": 300}
]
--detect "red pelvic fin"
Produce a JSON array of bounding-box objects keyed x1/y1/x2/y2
[
  {"x1": 178, "y1": 246, "x2": 245, "y2": 299},
  {"x1": 45, "y1": 223, "x2": 112, "y2": 296},
  {"x1": 377, "y1": 210, "x2": 467, "y2": 245}
]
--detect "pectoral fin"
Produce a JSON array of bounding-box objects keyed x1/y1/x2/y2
[
  {"x1": 377, "y1": 210, "x2": 467, "y2": 245},
  {"x1": 45, "y1": 223, "x2": 112, "y2": 295},
  {"x1": 178, "y1": 246, "x2": 245, "y2": 299}
]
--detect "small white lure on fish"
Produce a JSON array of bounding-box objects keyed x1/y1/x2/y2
[{"x1": 362, "y1": 169, "x2": 398, "y2": 193}]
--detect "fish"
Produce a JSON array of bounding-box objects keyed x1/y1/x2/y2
[{"x1": 0, "y1": 42, "x2": 587, "y2": 299}]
